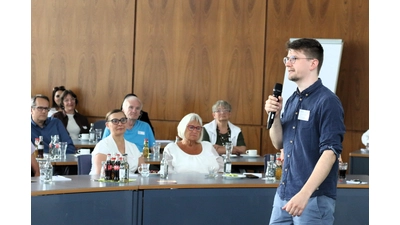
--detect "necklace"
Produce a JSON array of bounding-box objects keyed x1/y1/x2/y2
[{"x1": 216, "y1": 124, "x2": 231, "y2": 145}]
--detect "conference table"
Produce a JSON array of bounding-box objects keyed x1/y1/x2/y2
[
  {"x1": 31, "y1": 173, "x2": 369, "y2": 225},
  {"x1": 72, "y1": 139, "x2": 97, "y2": 149}
]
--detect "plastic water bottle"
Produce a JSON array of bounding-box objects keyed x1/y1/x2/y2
[{"x1": 89, "y1": 123, "x2": 95, "y2": 142}]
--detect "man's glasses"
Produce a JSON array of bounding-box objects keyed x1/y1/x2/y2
[
  {"x1": 214, "y1": 109, "x2": 230, "y2": 113},
  {"x1": 283, "y1": 56, "x2": 314, "y2": 64},
  {"x1": 34, "y1": 106, "x2": 50, "y2": 112},
  {"x1": 107, "y1": 118, "x2": 128, "y2": 125},
  {"x1": 187, "y1": 125, "x2": 202, "y2": 131}
]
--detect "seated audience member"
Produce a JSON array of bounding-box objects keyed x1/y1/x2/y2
[
  {"x1": 48, "y1": 85, "x2": 66, "y2": 117},
  {"x1": 89, "y1": 109, "x2": 144, "y2": 175},
  {"x1": 203, "y1": 100, "x2": 246, "y2": 155},
  {"x1": 31, "y1": 142, "x2": 40, "y2": 177},
  {"x1": 103, "y1": 95, "x2": 155, "y2": 151},
  {"x1": 52, "y1": 90, "x2": 90, "y2": 139},
  {"x1": 163, "y1": 113, "x2": 223, "y2": 174},
  {"x1": 120, "y1": 93, "x2": 155, "y2": 136},
  {"x1": 31, "y1": 94, "x2": 76, "y2": 154}
]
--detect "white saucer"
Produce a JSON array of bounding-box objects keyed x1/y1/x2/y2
[
  {"x1": 222, "y1": 154, "x2": 237, "y2": 158},
  {"x1": 241, "y1": 154, "x2": 260, "y2": 158},
  {"x1": 74, "y1": 153, "x2": 91, "y2": 157}
]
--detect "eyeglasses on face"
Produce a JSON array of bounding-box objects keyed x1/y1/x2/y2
[
  {"x1": 63, "y1": 98, "x2": 76, "y2": 103},
  {"x1": 283, "y1": 56, "x2": 314, "y2": 65},
  {"x1": 214, "y1": 109, "x2": 230, "y2": 113},
  {"x1": 34, "y1": 106, "x2": 50, "y2": 112},
  {"x1": 187, "y1": 125, "x2": 202, "y2": 131},
  {"x1": 107, "y1": 118, "x2": 128, "y2": 125}
]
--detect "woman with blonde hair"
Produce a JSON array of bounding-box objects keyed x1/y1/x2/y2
[{"x1": 163, "y1": 113, "x2": 223, "y2": 174}]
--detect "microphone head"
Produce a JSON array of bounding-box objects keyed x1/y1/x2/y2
[{"x1": 273, "y1": 83, "x2": 283, "y2": 96}]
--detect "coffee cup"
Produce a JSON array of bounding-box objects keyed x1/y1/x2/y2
[
  {"x1": 246, "y1": 149, "x2": 258, "y2": 156},
  {"x1": 78, "y1": 133, "x2": 90, "y2": 140},
  {"x1": 77, "y1": 149, "x2": 91, "y2": 155}
]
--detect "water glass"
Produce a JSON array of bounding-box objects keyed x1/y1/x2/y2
[
  {"x1": 152, "y1": 142, "x2": 161, "y2": 158},
  {"x1": 207, "y1": 166, "x2": 217, "y2": 178},
  {"x1": 338, "y1": 162, "x2": 348, "y2": 180},
  {"x1": 39, "y1": 158, "x2": 52, "y2": 183},
  {"x1": 59, "y1": 142, "x2": 68, "y2": 159},
  {"x1": 138, "y1": 163, "x2": 150, "y2": 177},
  {"x1": 95, "y1": 129, "x2": 102, "y2": 142}
]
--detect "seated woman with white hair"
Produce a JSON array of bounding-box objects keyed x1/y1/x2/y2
[{"x1": 163, "y1": 113, "x2": 223, "y2": 174}]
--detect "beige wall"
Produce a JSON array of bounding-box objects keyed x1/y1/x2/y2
[{"x1": 31, "y1": 0, "x2": 369, "y2": 163}]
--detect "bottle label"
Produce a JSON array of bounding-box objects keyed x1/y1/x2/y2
[
  {"x1": 160, "y1": 165, "x2": 165, "y2": 175},
  {"x1": 224, "y1": 163, "x2": 232, "y2": 173}
]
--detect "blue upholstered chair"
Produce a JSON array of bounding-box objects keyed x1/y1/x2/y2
[{"x1": 77, "y1": 154, "x2": 92, "y2": 175}]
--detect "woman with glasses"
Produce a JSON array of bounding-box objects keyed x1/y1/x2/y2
[
  {"x1": 48, "y1": 85, "x2": 66, "y2": 117},
  {"x1": 89, "y1": 109, "x2": 144, "y2": 175},
  {"x1": 202, "y1": 100, "x2": 246, "y2": 155},
  {"x1": 163, "y1": 113, "x2": 223, "y2": 174},
  {"x1": 52, "y1": 90, "x2": 90, "y2": 140}
]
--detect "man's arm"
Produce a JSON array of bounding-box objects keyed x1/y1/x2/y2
[{"x1": 283, "y1": 150, "x2": 337, "y2": 216}]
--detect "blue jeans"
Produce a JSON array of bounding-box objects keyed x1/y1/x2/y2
[{"x1": 269, "y1": 192, "x2": 335, "y2": 225}]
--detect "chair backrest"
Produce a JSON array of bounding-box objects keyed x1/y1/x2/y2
[
  {"x1": 93, "y1": 120, "x2": 106, "y2": 138},
  {"x1": 77, "y1": 154, "x2": 92, "y2": 175}
]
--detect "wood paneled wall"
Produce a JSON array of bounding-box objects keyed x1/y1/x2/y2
[{"x1": 31, "y1": 0, "x2": 369, "y2": 164}]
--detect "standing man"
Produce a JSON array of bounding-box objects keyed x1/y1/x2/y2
[
  {"x1": 103, "y1": 95, "x2": 155, "y2": 151},
  {"x1": 31, "y1": 94, "x2": 76, "y2": 154},
  {"x1": 264, "y1": 38, "x2": 345, "y2": 224}
]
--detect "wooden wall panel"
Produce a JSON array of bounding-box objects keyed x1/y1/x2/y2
[
  {"x1": 134, "y1": 0, "x2": 266, "y2": 123},
  {"x1": 261, "y1": 0, "x2": 369, "y2": 157},
  {"x1": 31, "y1": 0, "x2": 136, "y2": 119},
  {"x1": 31, "y1": 0, "x2": 369, "y2": 159}
]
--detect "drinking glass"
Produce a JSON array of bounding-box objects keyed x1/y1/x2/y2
[
  {"x1": 138, "y1": 163, "x2": 150, "y2": 177},
  {"x1": 338, "y1": 162, "x2": 348, "y2": 180},
  {"x1": 224, "y1": 141, "x2": 233, "y2": 155},
  {"x1": 59, "y1": 142, "x2": 68, "y2": 159},
  {"x1": 152, "y1": 142, "x2": 161, "y2": 158},
  {"x1": 95, "y1": 129, "x2": 102, "y2": 142}
]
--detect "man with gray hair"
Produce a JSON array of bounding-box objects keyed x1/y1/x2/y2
[
  {"x1": 102, "y1": 95, "x2": 155, "y2": 151},
  {"x1": 31, "y1": 94, "x2": 76, "y2": 154}
]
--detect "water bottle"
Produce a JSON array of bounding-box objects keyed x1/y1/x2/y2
[
  {"x1": 89, "y1": 123, "x2": 95, "y2": 142},
  {"x1": 265, "y1": 155, "x2": 276, "y2": 181},
  {"x1": 49, "y1": 135, "x2": 60, "y2": 159},
  {"x1": 160, "y1": 154, "x2": 168, "y2": 179}
]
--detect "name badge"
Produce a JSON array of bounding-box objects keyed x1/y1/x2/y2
[
  {"x1": 138, "y1": 131, "x2": 145, "y2": 135},
  {"x1": 298, "y1": 109, "x2": 310, "y2": 121}
]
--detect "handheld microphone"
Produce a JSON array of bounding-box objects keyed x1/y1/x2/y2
[{"x1": 267, "y1": 83, "x2": 283, "y2": 129}]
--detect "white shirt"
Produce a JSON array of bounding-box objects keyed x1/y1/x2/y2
[
  {"x1": 89, "y1": 136, "x2": 142, "y2": 175},
  {"x1": 203, "y1": 120, "x2": 242, "y2": 146},
  {"x1": 163, "y1": 141, "x2": 223, "y2": 174},
  {"x1": 66, "y1": 114, "x2": 81, "y2": 139},
  {"x1": 361, "y1": 130, "x2": 369, "y2": 146}
]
